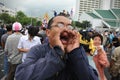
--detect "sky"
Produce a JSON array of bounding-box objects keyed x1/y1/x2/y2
[{"x1": 1, "y1": 0, "x2": 76, "y2": 18}]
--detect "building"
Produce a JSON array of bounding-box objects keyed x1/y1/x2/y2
[
  {"x1": 75, "y1": 0, "x2": 120, "y2": 21},
  {"x1": 79, "y1": 9, "x2": 120, "y2": 31},
  {"x1": 111, "y1": 0, "x2": 120, "y2": 8},
  {"x1": 0, "y1": 2, "x2": 16, "y2": 16},
  {"x1": 101, "y1": 0, "x2": 120, "y2": 9},
  {"x1": 100, "y1": 0, "x2": 111, "y2": 10},
  {"x1": 80, "y1": 12, "x2": 102, "y2": 29},
  {"x1": 75, "y1": 0, "x2": 101, "y2": 20}
]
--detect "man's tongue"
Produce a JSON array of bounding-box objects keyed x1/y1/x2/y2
[{"x1": 61, "y1": 39, "x2": 68, "y2": 44}]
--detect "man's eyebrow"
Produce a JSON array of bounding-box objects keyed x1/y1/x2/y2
[
  {"x1": 57, "y1": 22, "x2": 71, "y2": 25},
  {"x1": 57, "y1": 22, "x2": 64, "y2": 24},
  {"x1": 67, "y1": 23, "x2": 72, "y2": 25}
]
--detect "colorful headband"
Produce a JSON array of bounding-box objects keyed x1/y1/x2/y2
[{"x1": 79, "y1": 34, "x2": 96, "y2": 55}]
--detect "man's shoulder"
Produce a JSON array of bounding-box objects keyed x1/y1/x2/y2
[
  {"x1": 34, "y1": 36, "x2": 40, "y2": 40},
  {"x1": 31, "y1": 43, "x2": 49, "y2": 52},
  {"x1": 114, "y1": 46, "x2": 120, "y2": 53},
  {"x1": 20, "y1": 35, "x2": 28, "y2": 40},
  {"x1": 28, "y1": 43, "x2": 49, "y2": 59},
  {"x1": 7, "y1": 33, "x2": 15, "y2": 38},
  {"x1": 1, "y1": 33, "x2": 7, "y2": 39},
  {"x1": 115, "y1": 46, "x2": 120, "y2": 49}
]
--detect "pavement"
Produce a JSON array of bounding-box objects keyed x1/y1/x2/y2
[
  {"x1": 1, "y1": 75, "x2": 6, "y2": 80},
  {"x1": 0, "y1": 49, "x2": 4, "y2": 80}
]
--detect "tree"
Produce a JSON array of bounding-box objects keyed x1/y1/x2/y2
[
  {"x1": 0, "y1": 11, "x2": 38, "y2": 26},
  {"x1": 71, "y1": 21, "x2": 82, "y2": 28},
  {"x1": 81, "y1": 21, "x2": 91, "y2": 29},
  {"x1": 36, "y1": 21, "x2": 42, "y2": 26},
  {"x1": 16, "y1": 11, "x2": 27, "y2": 20},
  {"x1": 75, "y1": 21, "x2": 82, "y2": 28},
  {"x1": 31, "y1": 18, "x2": 37, "y2": 26},
  {"x1": 0, "y1": 13, "x2": 15, "y2": 23},
  {"x1": 16, "y1": 11, "x2": 38, "y2": 26},
  {"x1": 16, "y1": 11, "x2": 27, "y2": 25}
]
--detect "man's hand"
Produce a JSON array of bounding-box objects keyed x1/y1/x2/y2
[
  {"x1": 95, "y1": 45, "x2": 103, "y2": 53},
  {"x1": 66, "y1": 30, "x2": 80, "y2": 53},
  {"x1": 49, "y1": 27, "x2": 65, "y2": 52}
]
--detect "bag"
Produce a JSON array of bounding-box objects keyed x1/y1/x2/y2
[{"x1": 8, "y1": 52, "x2": 22, "y2": 64}]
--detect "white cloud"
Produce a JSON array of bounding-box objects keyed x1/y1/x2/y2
[{"x1": 1, "y1": 0, "x2": 76, "y2": 18}]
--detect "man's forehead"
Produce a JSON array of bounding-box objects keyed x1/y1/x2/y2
[{"x1": 53, "y1": 16, "x2": 71, "y2": 23}]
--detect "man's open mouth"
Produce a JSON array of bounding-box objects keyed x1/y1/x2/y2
[{"x1": 60, "y1": 31, "x2": 69, "y2": 45}]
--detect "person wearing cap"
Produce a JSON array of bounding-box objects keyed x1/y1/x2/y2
[
  {"x1": 4, "y1": 22, "x2": 23, "y2": 80},
  {"x1": 15, "y1": 15, "x2": 98, "y2": 80}
]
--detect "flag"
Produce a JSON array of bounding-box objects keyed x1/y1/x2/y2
[
  {"x1": 43, "y1": 13, "x2": 49, "y2": 23},
  {"x1": 70, "y1": 8, "x2": 73, "y2": 18},
  {"x1": 54, "y1": 10, "x2": 57, "y2": 17},
  {"x1": 42, "y1": 13, "x2": 49, "y2": 28}
]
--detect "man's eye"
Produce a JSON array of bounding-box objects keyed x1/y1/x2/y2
[
  {"x1": 68, "y1": 25, "x2": 73, "y2": 30},
  {"x1": 57, "y1": 23, "x2": 64, "y2": 28}
]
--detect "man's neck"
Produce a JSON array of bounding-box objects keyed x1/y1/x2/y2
[{"x1": 7, "y1": 31, "x2": 12, "y2": 35}]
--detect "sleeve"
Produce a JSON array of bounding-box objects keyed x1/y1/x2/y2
[
  {"x1": 97, "y1": 50, "x2": 110, "y2": 67},
  {"x1": 15, "y1": 46, "x2": 65, "y2": 80},
  {"x1": 1, "y1": 35, "x2": 4, "y2": 44},
  {"x1": 4, "y1": 37, "x2": 9, "y2": 53},
  {"x1": 37, "y1": 37, "x2": 41, "y2": 44},
  {"x1": 1, "y1": 35, "x2": 5, "y2": 49},
  {"x1": 17, "y1": 37, "x2": 23, "y2": 49},
  {"x1": 68, "y1": 46, "x2": 98, "y2": 80},
  {"x1": 111, "y1": 48, "x2": 118, "y2": 61}
]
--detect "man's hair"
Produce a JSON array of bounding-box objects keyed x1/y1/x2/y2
[
  {"x1": 92, "y1": 32, "x2": 103, "y2": 44},
  {"x1": 47, "y1": 14, "x2": 69, "y2": 29},
  {"x1": 6, "y1": 24, "x2": 12, "y2": 31},
  {"x1": 112, "y1": 37, "x2": 120, "y2": 47},
  {"x1": 47, "y1": 17, "x2": 54, "y2": 29},
  {"x1": 28, "y1": 26, "x2": 39, "y2": 37}
]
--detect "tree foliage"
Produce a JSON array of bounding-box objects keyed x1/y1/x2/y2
[
  {"x1": 81, "y1": 21, "x2": 91, "y2": 29},
  {"x1": 16, "y1": 11, "x2": 31, "y2": 25},
  {"x1": 0, "y1": 11, "x2": 42, "y2": 26},
  {"x1": 36, "y1": 21, "x2": 42, "y2": 26},
  {"x1": 0, "y1": 13, "x2": 16, "y2": 23},
  {"x1": 72, "y1": 20, "x2": 91, "y2": 29}
]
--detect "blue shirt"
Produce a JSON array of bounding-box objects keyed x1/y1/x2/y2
[{"x1": 15, "y1": 43, "x2": 98, "y2": 80}]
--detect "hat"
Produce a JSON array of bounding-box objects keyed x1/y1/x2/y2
[{"x1": 12, "y1": 22, "x2": 22, "y2": 31}]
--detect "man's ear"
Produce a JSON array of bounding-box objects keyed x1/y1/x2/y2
[{"x1": 46, "y1": 29, "x2": 50, "y2": 37}]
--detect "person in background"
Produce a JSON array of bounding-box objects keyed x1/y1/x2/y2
[
  {"x1": 102, "y1": 30, "x2": 110, "y2": 52},
  {"x1": 18, "y1": 26, "x2": 41, "y2": 63},
  {"x1": 15, "y1": 15, "x2": 98, "y2": 80},
  {"x1": 0, "y1": 24, "x2": 7, "y2": 47},
  {"x1": 92, "y1": 33, "x2": 110, "y2": 80},
  {"x1": 109, "y1": 37, "x2": 120, "y2": 80},
  {"x1": 38, "y1": 27, "x2": 47, "y2": 44},
  {"x1": 1, "y1": 24, "x2": 12, "y2": 78},
  {"x1": 110, "y1": 46, "x2": 120, "y2": 80},
  {"x1": 4, "y1": 22, "x2": 23, "y2": 80},
  {"x1": 79, "y1": 30, "x2": 102, "y2": 79}
]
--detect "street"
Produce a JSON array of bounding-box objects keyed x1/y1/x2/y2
[{"x1": 0, "y1": 49, "x2": 4, "y2": 79}]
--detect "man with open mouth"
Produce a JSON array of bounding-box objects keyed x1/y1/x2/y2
[{"x1": 15, "y1": 15, "x2": 99, "y2": 80}]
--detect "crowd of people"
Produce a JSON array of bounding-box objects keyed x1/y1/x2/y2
[{"x1": 0, "y1": 14, "x2": 120, "y2": 80}]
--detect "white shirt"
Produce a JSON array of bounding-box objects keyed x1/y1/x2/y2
[{"x1": 18, "y1": 35, "x2": 41, "y2": 62}]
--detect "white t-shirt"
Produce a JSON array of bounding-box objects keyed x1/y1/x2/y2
[{"x1": 18, "y1": 35, "x2": 41, "y2": 62}]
